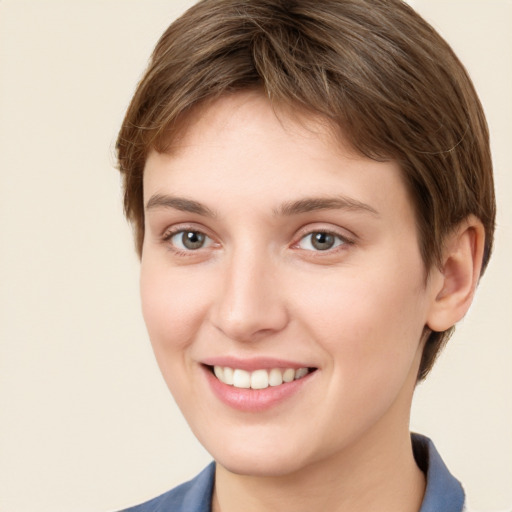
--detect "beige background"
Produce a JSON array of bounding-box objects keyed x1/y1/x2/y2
[{"x1": 0, "y1": 1, "x2": 510, "y2": 511}]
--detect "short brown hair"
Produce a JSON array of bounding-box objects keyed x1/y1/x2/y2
[{"x1": 116, "y1": 0, "x2": 495, "y2": 380}]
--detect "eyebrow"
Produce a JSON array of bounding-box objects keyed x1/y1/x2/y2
[
  {"x1": 145, "y1": 193, "x2": 378, "y2": 218},
  {"x1": 145, "y1": 194, "x2": 216, "y2": 217},
  {"x1": 275, "y1": 196, "x2": 379, "y2": 217}
]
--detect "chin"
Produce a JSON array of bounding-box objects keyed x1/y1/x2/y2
[
  {"x1": 217, "y1": 451, "x2": 308, "y2": 477},
  {"x1": 201, "y1": 429, "x2": 314, "y2": 477}
]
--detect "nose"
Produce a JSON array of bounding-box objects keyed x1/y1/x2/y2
[{"x1": 209, "y1": 246, "x2": 289, "y2": 342}]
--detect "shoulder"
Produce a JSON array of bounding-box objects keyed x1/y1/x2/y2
[
  {"x1": 119, "y1": 462, "x2": 215, "y2": 512},
  {"x1": 412, "y1": 434, "x2": 510, "y2": 512},
  {"x1": 413, "y1": 433, "x2": 465, "y2": 512}
]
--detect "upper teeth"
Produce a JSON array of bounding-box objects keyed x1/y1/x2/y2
[{"x1": 213, "y1": 366, "x2": 310, "y2": 389}]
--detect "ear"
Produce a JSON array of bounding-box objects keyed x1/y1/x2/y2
[{"x1": 426, "y1": 216, "x2": 486, "y2": 332}]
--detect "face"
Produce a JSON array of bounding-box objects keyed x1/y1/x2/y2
[{"x1": 141, "y1": 91, "x2": 437, "y2": 477}]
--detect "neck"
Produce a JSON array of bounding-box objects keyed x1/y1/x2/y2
[{"x1": 213, "y1": 424, "x2": 425, "y2": 512}]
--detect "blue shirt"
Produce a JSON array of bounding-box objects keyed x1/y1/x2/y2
[{"x1": 120, "y1": 434, "x2": 465, "y2": 512}]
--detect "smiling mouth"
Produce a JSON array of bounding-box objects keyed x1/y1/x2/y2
[{"x1": 208, "y1": 365, "x2": 317, "y2": 390}]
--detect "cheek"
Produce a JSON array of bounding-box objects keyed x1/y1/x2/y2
[
  {"x1": 294, "y1": 262, "x2": 428, "y2": 374},
  {"x1": 139, "y1": 260, "x2": 211, "y2": 355},
  {"x1": 139, "y1": 260, "x2": 217, "y2": 415},
  {"x1": 294, "y1": 267, "x2": 427, "y2": 436}
]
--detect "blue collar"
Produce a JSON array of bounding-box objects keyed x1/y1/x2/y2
[
  {"x1": 413, "y1": 433, "x2": 465, "y2": 512},
  {"x1": 121, "y1": 434, "x2": 465, "y2": 512}
]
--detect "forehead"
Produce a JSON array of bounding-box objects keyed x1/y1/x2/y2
[
  {"x1": 143, "y1": 91, "x2": 413, "y2": 225},
  {"x1": 157, "y1": 91, "x2": 359, "y2": 163}
]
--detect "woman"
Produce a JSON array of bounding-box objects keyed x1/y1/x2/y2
[{"x1": 116, "y1": 1, "x2": 495, "y2": 510}]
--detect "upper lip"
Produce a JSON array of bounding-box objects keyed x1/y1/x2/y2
[{"x1": 201, "y1": 356, "x2": 316, "y2": 372}]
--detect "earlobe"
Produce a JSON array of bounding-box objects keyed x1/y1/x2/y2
[{"x1": 426, "y1": 216, "x2": 485, "y2": 332}]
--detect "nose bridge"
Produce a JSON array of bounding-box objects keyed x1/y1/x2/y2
[{"x1": 211, "y1": 241, "x2": 288, "y2": 341}]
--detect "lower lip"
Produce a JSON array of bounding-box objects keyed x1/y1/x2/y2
[{"x1": 202, "y1": 366, "x2": 315, "y2": 412}]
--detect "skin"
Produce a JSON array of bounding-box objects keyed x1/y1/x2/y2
[{"x1": 140, "y1": 90, "x2": 484, "y2": 512}]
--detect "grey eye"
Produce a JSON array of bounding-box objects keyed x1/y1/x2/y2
[
  {"x1": 298, "y1": 232, "x2": 344, "y2": 251},
  {"x1": 171, "y1": 230, "x2": 210, "y2": 250}
]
